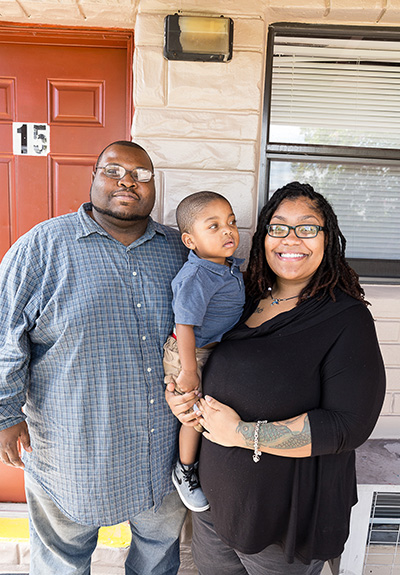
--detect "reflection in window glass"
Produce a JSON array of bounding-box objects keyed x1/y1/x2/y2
[{"x1": 269, "y1": 161, "x2": 400, "y2": 260}]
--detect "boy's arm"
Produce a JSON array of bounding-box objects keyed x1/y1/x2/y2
[{"x1": 175, "y1": 323, "x2": 200, "y2": 393}]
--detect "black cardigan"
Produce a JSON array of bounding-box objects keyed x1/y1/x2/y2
[{"x1": 198, "y1": 289, "x2": 386, "y2": 564}]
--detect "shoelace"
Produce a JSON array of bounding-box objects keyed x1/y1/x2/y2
[{"x1": 181, "y1": 466, "x2": 200, "y2": 492}]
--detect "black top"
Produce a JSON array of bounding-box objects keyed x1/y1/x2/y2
[{"x1": 199, "y1": 289, "x2": 386, "y2": 564}]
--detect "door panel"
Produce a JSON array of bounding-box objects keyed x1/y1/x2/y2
[
  {"x1": 0, "y1": 156, "x2": 12, "y2": 259},
  {"x1": 0, "y1": 77, "x2": 15, "y2": 120},
  {"x1": 50, "y1": 155, "x2": 98, "y2": 217},
  {"x1": 48, "y1": 79, "x2": 105, "y2": 125}
]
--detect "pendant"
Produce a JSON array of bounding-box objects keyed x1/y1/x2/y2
[
  {"x1": 253, "y1": 450, "x2": 261, "y2": 463},
  {"x1": 270, "y1": 299, "x2": 280, "y2": 306}
]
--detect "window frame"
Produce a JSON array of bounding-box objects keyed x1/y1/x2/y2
[{"x1": 260, "y1": 23, "x2": 400, "y2": 282}]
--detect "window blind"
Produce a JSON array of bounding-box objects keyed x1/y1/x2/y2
[{"x1": 270, "y1": 36, "x2": 400, "y2": 149}]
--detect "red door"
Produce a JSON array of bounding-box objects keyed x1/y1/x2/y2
[
  {"x1": 0, "y1": 24, "x2": 133, "y2": 502},
  {"x1": 0, "y1": 24, "x2": 133, "y2": 258}
]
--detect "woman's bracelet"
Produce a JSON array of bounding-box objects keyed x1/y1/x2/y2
[{"x1": 253, "y1": 420, "x2": 268, "y2": 463}]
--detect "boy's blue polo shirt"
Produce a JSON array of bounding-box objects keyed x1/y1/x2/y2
[{"x1": 172, "y1": 250, "x2": 245, "y2": 348}]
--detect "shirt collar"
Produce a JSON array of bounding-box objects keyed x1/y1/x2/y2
[
  {"x1": 76, "y1": 203, "x2": 167, "y2": 246},
  {"x1": 188, "y1": 249, "x2": 244, "y2": 275}
]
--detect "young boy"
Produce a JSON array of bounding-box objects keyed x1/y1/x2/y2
[{"x1": 163, "y1": 191, "x2": 245, "y2": 512}]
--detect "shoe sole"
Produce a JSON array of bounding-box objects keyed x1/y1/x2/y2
[{"x1": 172, "y1": 469, "x2": 210, "y2": 513}]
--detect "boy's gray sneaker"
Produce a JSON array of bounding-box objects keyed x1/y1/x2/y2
[{"x1": 172, "y1": 461, "x2": 210, "y2": 513}]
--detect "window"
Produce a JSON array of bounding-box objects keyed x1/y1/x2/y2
[{"x1": 261, "y1": 24, "x2": 400, "y2": 280}]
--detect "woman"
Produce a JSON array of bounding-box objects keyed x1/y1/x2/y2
[{"x1": 166, "y1": 182, "x2": 386, "y2": 574}]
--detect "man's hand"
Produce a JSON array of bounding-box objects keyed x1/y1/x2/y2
[
  {"x1": 0, "y1": 421, "x2": 32, "y2": 468},
  {"x1": 165, "y1": 382, "x2": 201, "y2": 427}
]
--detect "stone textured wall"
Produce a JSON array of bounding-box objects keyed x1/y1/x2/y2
[
  {"x1": 365, "y1": 286, "x2": 400, "y2": 438},
  {"x1": 1, "y1": 0, "x2": 399, "y2": 437},
  {"x1": 132, "y1": 2, "x2": 266, "y2": 258},
  {"x1": 0, "y1": 0, "x2": 140, "y2": 27}
]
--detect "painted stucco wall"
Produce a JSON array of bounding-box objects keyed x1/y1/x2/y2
[{"x1": 1, "y1": 0, "x2": 399, "y2": 437}]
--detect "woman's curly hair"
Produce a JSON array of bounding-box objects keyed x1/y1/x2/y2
[{"x1": 245, "y1": 181, "x2": 367, "y2": 305}]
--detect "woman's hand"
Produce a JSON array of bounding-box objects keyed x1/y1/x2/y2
[
  {"x1": 197, "y1": 396, "x2": 243, "y2": 448},
  {"x1": 165, "y1": 382, "x2": 201, "y2": 427},
  {"x1": 198, "y1": 398, "x2": 312, "y2": 457}
]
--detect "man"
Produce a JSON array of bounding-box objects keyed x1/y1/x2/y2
[{"x1": 0, "y1": 141, "x2": 188, "y2": 574}]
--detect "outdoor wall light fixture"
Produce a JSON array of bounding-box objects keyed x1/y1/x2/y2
[{"x1": 164, "y1": 14, "x2": 233, "y2": 62}]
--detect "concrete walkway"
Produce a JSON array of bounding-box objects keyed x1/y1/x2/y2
[{"x1": 0, "y1": 504, "x2": 334, "y2": 574}]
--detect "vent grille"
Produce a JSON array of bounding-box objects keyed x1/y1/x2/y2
[{"x1": 363, "y1": 492, "x2": 400, "y2": 574}]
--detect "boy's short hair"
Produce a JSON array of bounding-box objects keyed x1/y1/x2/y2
[{"x1": 176, "y1": 191, "x2": 231, "y2": 234}]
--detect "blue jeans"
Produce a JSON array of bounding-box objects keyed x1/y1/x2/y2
[
  {"x1": 25, "y1": 472, "x2": 187, "y2": 575},
  {"x1": 192, "y1": 509, "x2": 326, "y2": 575}
]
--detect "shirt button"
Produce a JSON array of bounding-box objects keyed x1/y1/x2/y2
[
  {"x1": 150, "y1": 399, "x2": 155, "y2": 404},
  {"x1": 136, "y1": 303, "x2": 142, "y2": 308},
  {"x1": 151, "y1": 428, "x2": 155, "y2": 433},
  {"x1": 132, "y1": 271, "x2": 137, "y2": 276},
  {"x1": 142, "y1": 336, "x2": 147, "y2": 341},
  {"x1": 147, "y1": 367, "x2": 152, "y2": 373}
]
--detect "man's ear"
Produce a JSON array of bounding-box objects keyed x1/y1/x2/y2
[{"x1": 181, "y1": 232, "x2": 195, "y2": 250}]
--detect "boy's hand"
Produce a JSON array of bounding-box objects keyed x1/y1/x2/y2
[{"x1": 175, "y1": 370, "x2": 200, "y2": 394}]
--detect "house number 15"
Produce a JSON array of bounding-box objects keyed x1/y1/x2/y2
[{"x1": 13, "y1": 122, "x2": 50, "y2": 156}]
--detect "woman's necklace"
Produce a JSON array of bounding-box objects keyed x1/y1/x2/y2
[{"x1": 269, "y1": 288, "x2": 300, "y2": 306}]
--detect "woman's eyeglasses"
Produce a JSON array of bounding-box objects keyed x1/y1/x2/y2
[{"x1": 266, "y1": 224, "x2": 325, "y2": 239}]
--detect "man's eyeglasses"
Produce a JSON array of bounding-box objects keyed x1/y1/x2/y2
[
  {"x1": 96, "y1": 164, "x2": 154, "y2": 183},
  {"x1": 266, "y1": 224, "x2": 326, "y2": 239}
]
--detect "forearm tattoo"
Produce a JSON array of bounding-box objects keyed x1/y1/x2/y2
[{"x1": 237, "y1": 414, "x2": 311, "y2": 451}]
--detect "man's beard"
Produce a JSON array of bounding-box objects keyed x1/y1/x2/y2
[{"x1": 91, "y1": 203, "x2": 148, "y2": 222}]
